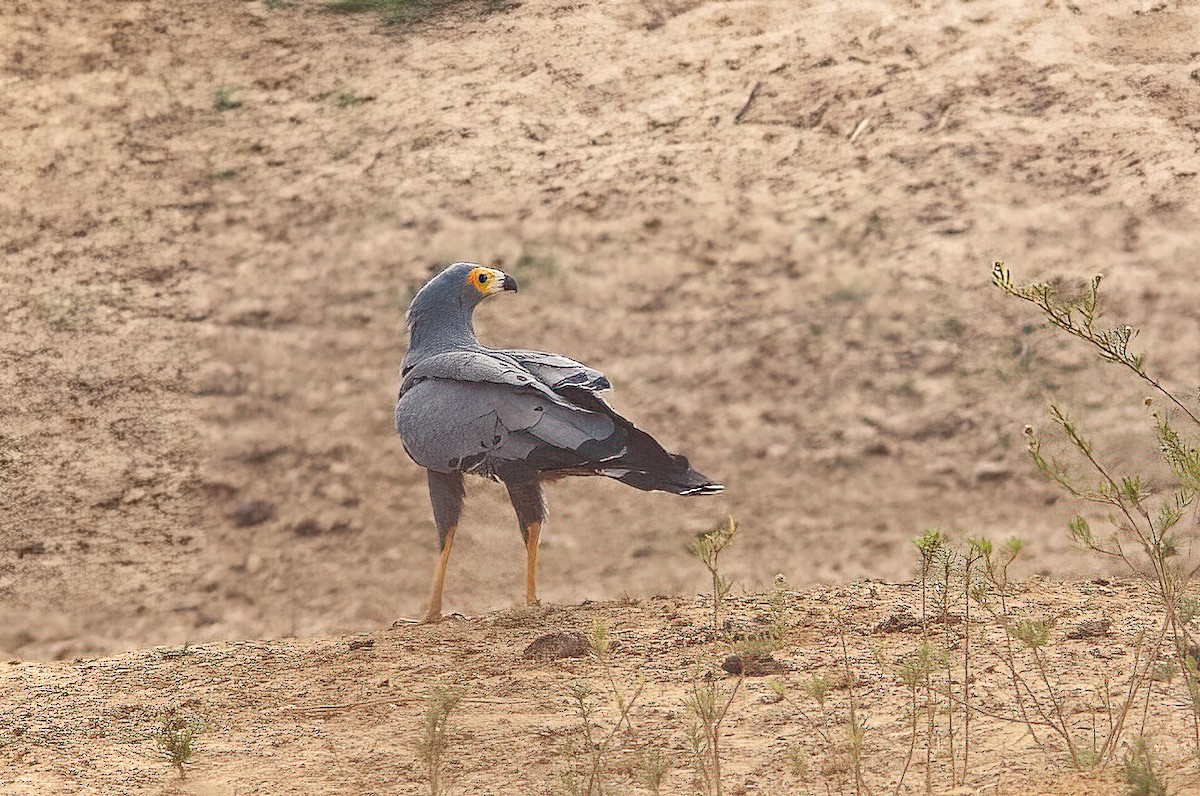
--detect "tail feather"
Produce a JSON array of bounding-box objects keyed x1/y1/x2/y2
[{"x1": 559, "y1": 388, "x2": 723, "y2": 496}]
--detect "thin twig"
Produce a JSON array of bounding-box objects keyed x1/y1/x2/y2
[{"x1": 734, "y1": 81, "x2": 762, "y2": 124}]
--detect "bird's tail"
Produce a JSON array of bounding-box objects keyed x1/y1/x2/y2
[
  {"x1": 564, "y1": 391, "x2": 722, "y2": 496},
  {"x1": 600, "y1": 455, "x2": 725, "y2": 496}
]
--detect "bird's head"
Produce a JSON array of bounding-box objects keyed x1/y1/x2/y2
[
  {"x1": 461, "y1": 263, "x2": 519, "y2": 301},
  {"x1": 409, "y1": 261, "x2": 518, "y2": 316},
  {"x1": 406, "y1": 261, "x2": 519, "y2": 329}
]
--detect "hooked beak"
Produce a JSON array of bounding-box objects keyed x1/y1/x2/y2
[{"x1": 501, "y1": 273, "x2": 519, "y2": 292}]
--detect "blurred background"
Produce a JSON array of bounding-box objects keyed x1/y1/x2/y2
[{"x1": 2, "y1": 0, "x2": 1197, "y2": 658}]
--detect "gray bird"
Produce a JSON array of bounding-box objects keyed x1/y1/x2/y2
[{"x1": 396, "y1": 262, "x2": 722, "y2": 621}]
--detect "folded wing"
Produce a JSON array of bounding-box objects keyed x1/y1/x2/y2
[{"x1": 396, "y1": 349, "x2": 721, "y2": 495}]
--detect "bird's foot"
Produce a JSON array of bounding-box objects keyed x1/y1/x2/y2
[{"x1": 390, "y1": 616, "x2": 422, "y2": 628}]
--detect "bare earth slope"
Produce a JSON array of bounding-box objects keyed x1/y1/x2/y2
[{"x1": 2, "y1": 0, "x2": 1199, "y2": 659}]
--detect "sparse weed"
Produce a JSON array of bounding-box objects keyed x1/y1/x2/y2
[
  {"x1": 510, "y1": 251, "x2": 560, "y2": 286},
  {"x1": 803, "y1": 674, "x2": 833, "y2": 708},
  {"x1": 158, "y1": 642, "x2": 194, "y2": 660},
  {"x1": 690, "y1": 516, "x2": 739, "y2": 632},
  {"x1": 335, "y1": 91, "x2": 374, "y2": 108},
  {"x1": 637, "y1": 748, "x2": 671, "y2": 795},
  {"x1": 685, "y1": 672, "x2": 742, "y2": 796},
  {"x1": 1123, "y1": 735, "x2": 1167, "y2": 796},
  {"x1": 416, "y1": 686, "x2": 464, "y2": 796},
  {"x1": 558, "y1": 621, "x2": 647, "y2": 796},
  {"x1": 783, "y1": 742, "x2": 809, "y2": 778},
  {"x1": 995, "y1": 262, "x2": 1200, "y2": 752},
  {"x1": 212, "y1": 85, "x2": 242, "y2": 111},
  {"x1": 155, "y1": 708, "x2": 201, "y2": 779}
]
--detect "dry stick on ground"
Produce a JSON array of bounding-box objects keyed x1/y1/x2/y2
[{"x1": 733, "y1": 81, "x2": 762, "y2": 124}]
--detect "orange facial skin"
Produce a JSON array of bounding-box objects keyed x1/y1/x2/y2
[{"x1": 466, "y1": 266, "x2": 508, "y2": 296}]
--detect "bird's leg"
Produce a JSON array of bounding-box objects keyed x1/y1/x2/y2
[
  {"x1": 524, "y1": 522, "x2": 541, "y2": 606},
  {"x1": 423, "y1": 470, "x2": 465, "y2": 623},
  {"x1": 425, "y1": 525, "x2": 457, "y2": 623},
  {"x1": 504, "y1": 478, "x2": 546, "y2": 609}
]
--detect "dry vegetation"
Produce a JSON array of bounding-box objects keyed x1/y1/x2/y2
[{"x1": 3, "y1": 0, "x2": 1200, "y2": 792}]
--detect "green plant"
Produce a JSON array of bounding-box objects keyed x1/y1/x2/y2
[
  {"x1": 155, "y1": 708, "x2": 201, "y2": 779},
  {"x1": 784, "y1": 742, "x2": 809, "y2": 778},
  {"x1": 994, "y1": 262, "x2": 1200, "y2": 752},
  {"x1": 557, "y1": 622, "x2": 647, "y2": 796},
  {"x1": 685, "y1": 673, "x2": 742, "y2": 796},
  {"x1": 335, "y1": 91, "x2": 374, "y2": 108},
  {"x1": 588, "y1": 619, "x2": 644, "y2": 735},
  {"x1": 212, "y1": 85, "x2": 242, "y2": 111},
  {"x1": 637, "y1": 748, "x2": 671, "y2": 795},
  {"x1": 510, "y1": 251, "x2": 560, "y2": 286},
  {"x1": 803, "y1": 674, "x2": 833, "y2": 708},
  {"x1": 416, "y1": 686, "x2": 464, "y2": 796},
  {"x1": 1123, "y1": 735, "x2": 1167, "y2": 796},
  {"x1": 690, "y1": 517, "x2": 739, "y2": 632},
  {"x1": 837, "y1": 628, "x2": 869, "y2": 796}
]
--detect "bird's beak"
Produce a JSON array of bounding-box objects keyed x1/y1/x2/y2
[{"x1": 501, "y1": 273, "x2": 519, "y2": 292}]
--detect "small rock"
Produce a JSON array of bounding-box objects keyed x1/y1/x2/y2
[
  {"x1": 348, "y1": 637, "x2": 375, "y2": 651},
  {"x1": 291, "y1": 516, "x2": 360, "y2": 537},
  {"x1": 231, "y1": 500, "x2": 276, "y2": 527},
  {"x1": 522, "y1": 632, "x2": 589, "y2": 660},
  {"x1": 973, "y1": 461, "x2": 1012, "y2": 483},
  {"x1": 292, "y1": 519, "x2": 322, "y2": 537},
  {"x1": 1066, "y1": 619, "x2": 1111, "y2": 640},
  {"x1": 722, "y1": 652, "x2": 782, "y2": 677},
  {"x1": 874, "y1": 612, "x2": 921, "y2": 634}
]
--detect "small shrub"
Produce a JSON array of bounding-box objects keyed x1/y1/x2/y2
[
  {"x1": 212, "y1": 86, "x2": 242, "y2": 111},
  {"x1": 1123, "y1": 736, "x2": 1167, "y2": 796},
  {"x1": 155, "y1": 709, "x2": 201, "y2": 779},
  {"x1": 690, "y1": 517, "x2": 739, "y2": 632},
  {"x1": 416, "y1": 686, "x2": 464, "y2": 796}
]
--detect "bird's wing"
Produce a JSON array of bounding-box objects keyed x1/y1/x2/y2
[
  {"x1": 396, "y1": 351, "x2": 622, "y2": 478},
  {"x1": 400, "y1": 350, "x2": 574, "y2": 407},
  {"x1": 494, "y1": 349, "x2": 611, "y2": 393}
]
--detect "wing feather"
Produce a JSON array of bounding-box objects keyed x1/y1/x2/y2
[
  {"x1": 396, "y1": 357, "x2": 619, "y2": 478},
  {"x1": 495, "y1": 349, "x2": 611, "y2": 393}
]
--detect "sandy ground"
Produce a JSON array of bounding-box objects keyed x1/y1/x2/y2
[
  {"x1": 2, "y1": 0, "x2": 1199, "y2": 666},
  {"x1": 5, "y1": 581, "x2": 1199, "y2": 795},
  {"x1": 3, "y1": 0, "x2": 1200, "y2": 792}
]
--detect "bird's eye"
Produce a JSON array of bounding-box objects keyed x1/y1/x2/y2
[{"x1": 478, "y1": 273, "x2": 489, "y2": 284}]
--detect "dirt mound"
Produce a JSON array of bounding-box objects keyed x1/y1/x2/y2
[{"x1": 5, "y1": 582, "x2": 1185, "y2": 795}]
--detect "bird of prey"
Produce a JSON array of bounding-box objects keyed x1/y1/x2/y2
[{"x1": 395, "y1": 262, "x2": 723, "y2": 621}]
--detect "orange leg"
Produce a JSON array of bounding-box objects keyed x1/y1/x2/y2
[
  {"x1": 525, "y1": 522, "x2": 541, "y2": 606},
  {"x1": 425, "y1": 525, "x2": 457, "y2": 623}
]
